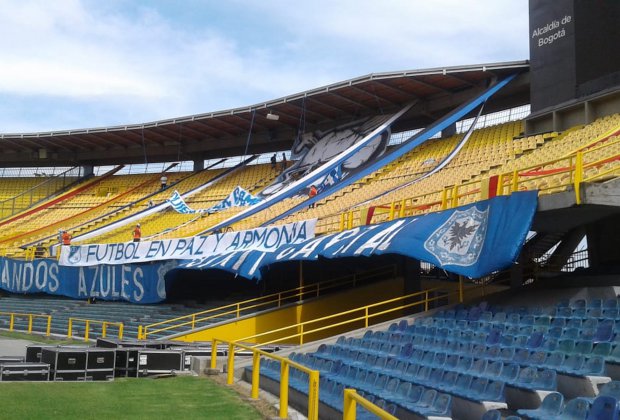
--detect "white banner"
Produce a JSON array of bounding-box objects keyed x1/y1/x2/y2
[{"x1": 59, "y1": 219, "x2": 316, "y2": 267}]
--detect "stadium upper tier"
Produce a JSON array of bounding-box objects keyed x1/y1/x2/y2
[{"x1": 0, "y1": 113, "x2": 619, "y2": 258}]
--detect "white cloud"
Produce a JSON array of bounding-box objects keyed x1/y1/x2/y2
[{"x1": 0, "y1": 0, "x2": 529, "y2": 131}]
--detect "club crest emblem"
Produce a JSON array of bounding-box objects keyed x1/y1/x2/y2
[
  {"x1": 67, "y1": 246, "x2": 82, "y2": 264},
  {"x1": 424, "y1": 206, "x2": 488, "y2": 266}
]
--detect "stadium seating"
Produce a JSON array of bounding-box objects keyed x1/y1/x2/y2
[
  {"x1": 247, "y1": 296, "x2": 620, "y2": 419},
  {"x1": 0, "y1": 295, "x2": 232, "y2": 339}
]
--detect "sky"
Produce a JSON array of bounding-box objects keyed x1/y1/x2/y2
[{"x1": 0, "y1": 0, "x2": 529, "y2": 133}]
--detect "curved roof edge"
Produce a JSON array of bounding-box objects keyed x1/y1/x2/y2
[{"x1": 0, "y1": 60, "x2": 529, "y2": 139}]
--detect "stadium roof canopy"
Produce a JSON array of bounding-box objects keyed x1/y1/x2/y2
[{"x1": 0, "y1": 60, "x2": 530, "y2": 168}]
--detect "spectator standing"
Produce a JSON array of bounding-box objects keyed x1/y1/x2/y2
[
  {"x1": 270, "y1": 154, "x2": 277, "y2": 169},
  {"x1": 308, "y1": 185, "x2": 318, "y2": 208},
  {"x1": 133, "y1": 224, "x2": 142, "y2": 242},
  {"x1": 61, "y1": 230, "x2": 72, "y2": 245},
  {"x1": 160, "y1": 175, "x2": 168, "y2": 190}
]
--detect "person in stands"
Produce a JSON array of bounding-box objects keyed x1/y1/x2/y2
[
  {"x1": 308, "y1": 185, "x2": 318, "y2": 208},
  {"x1": 160, "y1": 175, "x2": 168, "y2": 190},
  {"x1": 281, "y1": 153, "x2": 287, "y2": 171},
  {"x1": 133, "y1": 224, "x2": 142, "y2": 242},
  {"x1": 61, "y1": 230, "x2": 72, "y2": 245},
  {"x1": 270, "y1": 153, "x2": 277, "y2": 169}
]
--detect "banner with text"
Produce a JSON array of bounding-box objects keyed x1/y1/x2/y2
[
  {"x1": 0, "y1": 257, "x2": 176, "y2": 303},
  {"x1": 180, "y1": 191, "x2": 537, "y2": 280},
  {"x1": 59, "y1": 219, "x2": 316, "y2": 267}
]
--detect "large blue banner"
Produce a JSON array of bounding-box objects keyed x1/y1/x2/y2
[
  {"x1": 0, "y1": 258, "x2": 175, "y2": 303},
  {"x1": 180, "y1": 191, "x2": 537, "y2": 280}
]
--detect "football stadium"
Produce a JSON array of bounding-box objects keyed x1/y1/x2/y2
[{"x1": 1, "y1": 1, "x2": 620, "y2": 419}]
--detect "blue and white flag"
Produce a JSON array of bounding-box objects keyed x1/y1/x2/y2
[
  {"x1": 168, "y1": 186, "x2": 262, "y2": 215},
  {"x1": 208, "y1": 185, "x2": 262, "y2": 213},
  {"x1": 316, "y1": 165, "x2": 342, "y2": 193},
  {"x1": 180, "y1": 191, "x2": 537, "y2": 280}
]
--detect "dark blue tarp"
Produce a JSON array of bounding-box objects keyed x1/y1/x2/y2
[{"x1": 180, "y1": 191, "x2": 538, "y2": 280}]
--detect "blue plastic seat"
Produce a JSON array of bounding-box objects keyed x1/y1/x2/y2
[
  {"x1": 593, "y1": 342, "x2": 613, "y2": 357},
  {"x1": 536, "y1": 315, "x2": 552, "y2": 328},
  {"x1": 575, "y1": 340, "x2": 594, "y2": 355},
  {"x1": 527, "y1": 331, "x2": 545, "y2": 349},
  {"x1": 500, "y1": 363, "x2": 520, "y2": 382},
  {"x1": 441, "y1": 370, "x2": 458, "y2": 391},
  {"x1": 587, "y1": 395, "x2": 619, "y2": 420},
  {"x1": 454, "y1": 373, "x2": 473, "y2": 393},
  {"x1": 605, "y1": 299, "x2": 619, "y2": 310},
  {"x1": 465, "y1": 377, "x2": 489, "y2": 400},
  {"x1": 423, "y1": 393, "x2": 452, "y2": 417},
  {"x1": 589, "y1": 299, "x2": 603, "y2": 310},
  {"x1": 560, "y1": 397, "x2": 591, "y2": 420},
  {"x1": 562, "y1": 354, "x2": 586, "y2": 374},
  {"x1": 482, "y1": 409, "x2": 502, "y2": 420},
  {"x1": 546, "y1": 351, "x2": 566, "y2": 369},
  {"x1": 549, "y1": 326, "x2": 564, "y2": 338},
  {"x1": 573, "y1": 299, "x2": 587, "y2": 309},
  {"x1": 388, "y1": 380, "x2": 412, "y2": 405},
  {"x1": 517, "y1": 391, "x2": 564, "y2": 419},
  {"x1": 543, "y1": 338, "x2": 559, "y2": 352},
  {"x1": 499, "y1": 347, "x2": 516, "y2": 361},
  {"x1": 486, "y1": 345, "x2": 501, "y2": 360},
  {"x1": 472, "y1": 358, "x2": 488, "y2": 375},
  {"x1": 559, "y1": 338, "x2": 577, "y2": 354},
  {"x1": 564, "y1": 328, "x2": 581, "y2": 340},
  {"x1": 552, "y1": 317, "x2": 568, "y2": 328},
  {"x1": 568, "y1": 318, "x2": 584, "y2": 329},
  {"x1": 514, "y1": 348, "x2": 530, "y2": 364},
  {"x1": 515, "y1": 366, "x2": 536, "y2": 388},
  {"x1": 595, "y1": 321, "x2": 614, "y2": 343},
  {"x1": 455, "y1": 356, "x2": 473, "y2": 373},
  {"x1": 528, "y1": 350, "x2": 547, "y2": 367},
  {"x1": 482, "y1": 380, "x2": 506, "y2": 402},
  {"x1": 533, "y1": 369, "x2": 557, "y2": 390},
  {"x1": 589, "y1": 308, "x2": 603, "y2": 318},
  {"x1": 487, "y1": 361, "x2": 504, "y2": 377},
  {"x1": 583, "y1": 356, "x2": 606, "y2": 376}
]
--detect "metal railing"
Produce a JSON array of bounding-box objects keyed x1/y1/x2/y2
[
  {"x1": 209, "y1": 280, "x2": 500, "y2": 419},
  {"x1": 328, "y1": 125, "x2": 620, "y2": 234},
  {"x1": 343, "y1": 389, "x2": 397, "y2": 420},
  {"x1": 67, "y1": 318, "x2": 124, "y2": 342},
  {"x1": 138, "y1": 264, "x2": 396, "y2": 339},
  {"x1": 211, "y1": 340, "x2": 320, "y2": 420},
  {"x1": 0, "y1": 311, "x2": 51, "y2": 336},
  {"x1": 234, "y1": 285, "x2": 457, "y2": 347}
]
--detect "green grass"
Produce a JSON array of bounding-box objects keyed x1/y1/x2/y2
[
  {"x1": 0, "y1": 376, "x2": 264, "y2": 419},
  {"x1": 0, "y1": 330, "x2": 80, "y2": 345}
]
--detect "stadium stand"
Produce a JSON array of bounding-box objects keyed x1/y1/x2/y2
[
  {"x1": 243, "y1": 293, "x2": 620, "y2": 419},
  {"x1": 1, "y1": 3, "x2": 620, "y2": 416}
]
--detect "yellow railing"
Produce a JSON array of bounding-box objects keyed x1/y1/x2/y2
[
  {"x1": 138, "y1": 264, "x2": 396, "y2": 339},
  {"x1": 67, "y1": 318, "x2": 124, "y2": 342},
  {"x1": 209, "y1": 281, "x2": 498, "y2": 419},
  {"x1": 0, "y1": 311, "x2": 51, "y2": 336},
  {"x1": 211, "y1": 339, "x2": 320, "y2": 420},
  {"x1": 343, "y1": 389, "x2": 397, "y2": 420},
  {"x1": 234, "y1": 285, "x2": 457, "y2": 347},
  {"x1": 329, "y1": 128, "x2": 620, "y2": 234}
]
